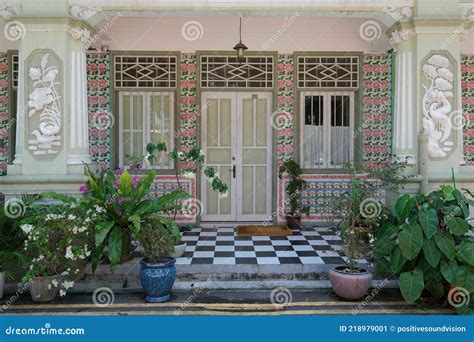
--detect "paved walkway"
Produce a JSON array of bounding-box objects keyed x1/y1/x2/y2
[
  {"x1": 177, "y1": 226, "x2": 367, "y2": 266},
  {"x1": 0, "y1": 290, "x2": 454, "y2": 316}
]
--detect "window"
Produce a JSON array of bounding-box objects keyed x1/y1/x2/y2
[
  {"x1": 114, "y1": 55, "x2": 177, "y2": 88},
  {"x1": 118, "y1": 92, "x2": 174, "y2": 168},
  {"x1": 300, "y1": 92, "x2": 354, "y2": 168},
  {"x1": 297, "y1": 56, "x2": 359, "y2": 89},
  {"x1": 200, "y1": 55, "x2": 273, "y2": 88}
]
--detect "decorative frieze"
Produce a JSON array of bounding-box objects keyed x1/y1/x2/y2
[
  {"x1": 69, "y1": 27, "x2": 91, "y2": 46},
  {"x1": 0, "y1": 3, "x2": 20, "y2": 20},
  {"x1": 383, "y1": 6, "x2": 413, "y2": 22},
  {"x1": 389, "y1": 28, "x2": 415, "y2": 48},
  {"x1": 70, "y1": 5, "x2": 101, "y2": 20},
  {"x1": 421, "y1": 54, "x2": 455, "y2": 159},
  {"x1": 27, "y1": 52, "x2": 62, "y2": 157}
]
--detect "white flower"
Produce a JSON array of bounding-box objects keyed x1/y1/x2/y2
[
  {"x1": 62, "y1": 281, "x2": 74, "y2": 290},
  {"x1": 20, "y1": 224, "x2": 34, "y2": 234},
  {"x1": 48, "y1": 284, "x2": 52, "y2": 290},
  {"x1": 65, "y1": 246, "x2": 75, "y2": 260},
  {"x1": 75, "y1": 268, "x2": 80, "y2": 274},
  {"x1": 28, "y1": 67, "x2": 41, "y2": 80},
  {"x1": 28, "y1": 87, "x2": 54, "y2": 111},
  {"x1": 59, "y1": 289, "x2": 66, "y2": 297},
  {"x1": 68, "y1": 214, "x2": 77, "y2": 220},
  {"x1": 219, "y1": 190, "x2": 229, "y2": 198},
  {"x1": 84, "y1": 217, "x2": 91, "y2": 224},
  {"x1": 51, "y1": 279, "x2": 59, "y2": 287},
  {"x1": 183, "y1": 170, "x2": 195, "y2": 179},
  {"x1": 38, "y1": 254, "x2": 44, "y2": 260},
  {"x1": 29, "y1": 265, "x2": 33, "y2": 270}
]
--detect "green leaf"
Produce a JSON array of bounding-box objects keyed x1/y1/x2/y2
[
  {"x1": 390, "y1": 247, "x2": 407, "y2": 273},
  {"x1": 434, "y1": 232, "x2": 456, "y2": 260},
  {"x1": 398, "y1": 224, "x2": 424, "y2": 260},
  {"x1": 377, "y1": 222, "x2": 399, "y2": 239},
  {"x1": 136, "y1": 170, "x2": 156, "y2": 200},
  {"x1": 455, "y1": 265, "x2": 474, "y2": 293},
  {"x1": 425, "y1": 275, "x2": 445, "y2": 299},
  {"x1": 418, "y1": 208, "x2": 438, "y2": 239},
  {"x1": 95, "y1": 221, "x2": 115, "y2": 247},
  {"x1": 442, "y1": 185, "x2": 455, "y2": 201},
  {"x1": 399, "y1": 269, "x2": 424, "y2": 303},
  {"x1": 445, "y1": 216, "x2": 469, "y2": 236},
  {"x1": 395, "y1": 195, "x2": 414, "y2": 222},
  {"x1": 456, "y1": 239, "x2": 474, "y2": 266},
  {"x1": 129, "y1": 215, "x2": 141, "y2": 238},
  {"x1": 108, "y1": 227, "x2": 122, "y2": 267},
  {"x1": 118, "y1": 168, "x2": 132, "y2": 197},
  {"x1": 422, "y1": 238, "x2": 441, "y2": 268},
  {"x1": 373, "y1": 238, "x2": 396, "y2": 259},
  {"x1": 441, "y1": 260, "x2": 458, "y2": 283}
]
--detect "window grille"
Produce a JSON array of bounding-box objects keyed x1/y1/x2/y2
[
  {"x1": 297, "y1": 56, "x2": 359, "y2": 89},
  {"x1": 200, "y1": 55, "x2": 273, "y2": 88},
  {"x1": 12, "y1": 54, "x2": 19, "y2": 89},
  {"x1": 114, "y1": 55, "x2": 177, "y2": 88}
]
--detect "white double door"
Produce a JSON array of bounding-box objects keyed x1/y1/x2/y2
[{"x1": 201, "y1": 92, "x2": 272, "y2": 222}]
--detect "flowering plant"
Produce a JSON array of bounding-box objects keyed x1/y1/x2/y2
[
  {"x1": 20, "y1": 201, "x2": 97, "y2": 296},
  {"x1": 82, "y1": 165, "x2": 188, "y2": 269}
]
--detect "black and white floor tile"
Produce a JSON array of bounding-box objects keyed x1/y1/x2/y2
[{"x1": 176, "y1": 226, "x2": 364, "y2": 265}]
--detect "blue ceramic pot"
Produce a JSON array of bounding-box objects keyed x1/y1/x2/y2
[{"x1": 140, "y1": 257, "x2": 176, "y2": 303}]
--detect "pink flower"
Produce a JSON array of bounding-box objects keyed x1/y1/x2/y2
[
  {"x1": 187, "y1": 64, "x2": 197, "y2": 73},
  {"x1": 0, "y1": 80, "x2": 7, "y2": 88},
  {"x1": 98, "y1": 80, "x2": 107, "y2": 88},
  {"x1": 0, "y1": 96, "x2": 7, "y2": 105},
  {"x1": 180, "y1": 64, "x2": 188, "y2": 72},
  {"x1": 89, "y1": 80, "x2": 98, "y2": 88},
  {"x1": 0, "y1": 64, "x2": 7, "y2": 71},
  {"x1": 79, "y1": 184, "x2": 88, "y2": 193},
  {"x1": 98, "y1": 63, "x2": 106, "y2": 73}
]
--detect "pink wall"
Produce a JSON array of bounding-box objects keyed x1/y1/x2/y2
[{"x1": 98, "y1": 17, "x2": 387, "y2": 53}]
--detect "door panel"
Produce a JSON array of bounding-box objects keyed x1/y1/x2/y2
[
  {"x1": 201, "y1": 92, "x2": 272, "y2": 222},
  {"x1": 201, "y1": 93, "x2": 236, "y2": 221},
  {"x1": 236, "y1": 93, "x2": 272, "y2": 221}
]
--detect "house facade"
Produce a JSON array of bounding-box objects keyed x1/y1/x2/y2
[{"x1": 0, "y1": 0, "x2": 473, "y2": 225}]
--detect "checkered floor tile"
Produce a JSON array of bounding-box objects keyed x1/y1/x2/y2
[{"x1": 176, "y1": 226, "x2": 362, "y2": 265}]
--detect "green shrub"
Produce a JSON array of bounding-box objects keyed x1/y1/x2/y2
[{"x1": 374, "y1": 185, "x2": 474, "y2": 314}]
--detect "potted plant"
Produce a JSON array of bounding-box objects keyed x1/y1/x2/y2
[
  {"x1": 20, "y1": 201, "x2": 96, "y2": 302},
  {"x1": 374, "y1": 184, "x2": 474, "y2": 314},
  {"x1": 0, "y1": 209, "x2": 25, "y2": 299},
  {"x1": 138, "y1": 217, "x2": 179, "y2": 303},
  {"x1": 329, "y1": 168, "x2": 375, "y2": 300},
  {"x1": 82, "y1": 166, "x2": 189, "y2": 269},
  {"x1": 170, "y1": 233, "x2": 186, "y2": 258},
  {"x1": 278, "y1": 160, "x2": 310, "y2": 230}
]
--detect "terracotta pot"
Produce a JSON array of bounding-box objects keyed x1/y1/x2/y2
[
  {"x1": 329, "y1": 266, "x2": 373, "y2": 300},
  {"x1": 0, "y1": 271, "x2": 4, "y2": 299},
  {"x1": 29, "y1": 275, "x2": 60, "y2": 302},
  {"x1": 170, "y1": 242, "x2": 186, "y2": 258},
  {"x1": 286, "y1": 215, "x2": 302, "y2": 230}
]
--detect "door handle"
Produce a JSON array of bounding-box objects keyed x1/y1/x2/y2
[{"x1": 229, "y1": 165, "x2": 236, "y2": 178}]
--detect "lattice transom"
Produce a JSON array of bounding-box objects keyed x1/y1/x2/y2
[
  {"x1": 114, "y1": 55, "x2": 177, "y2": 88},
  {"x1": 200, "y1": 56, "x2": 274, "y2": 88},
  {"x1": 297, "y1": 56, "x2": 359, "y2": 89}
]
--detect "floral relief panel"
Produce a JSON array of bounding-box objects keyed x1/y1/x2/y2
[
  {"x1": 87, "y1": 52, "x2": 111, "y2": 171},
  {"x1": 276, "y1": 54, "x2": 295, "y2": 163},
  {"x1": 362, "y1": 53, "x2": 392, "y2": 170},
  {"x1": 0, "y1": 54, "x2": 8, "y2": 175},
  {"x1": 461, "y1": 55, "x2": 474, "y2": 165}
]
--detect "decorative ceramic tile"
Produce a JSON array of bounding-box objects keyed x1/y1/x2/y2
[
  {"x1": 0, "y1": 54, "x2": 9, "y2": 175},
  {"x1": 87, "y1": 52, "x2": 111, "y2": 171},
  {"x1": 361, "y1": 53, "x2": 393, "y2": 170},
  {"x1": 461, "y1": 55, "x2": 474, "y2": 164},
  {"x1": 276, "y1": 54, "x2": 295, "y2": 164}
]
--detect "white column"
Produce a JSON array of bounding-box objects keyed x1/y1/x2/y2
[
  {"x1": 393, "y1": 50, "x2": 416, "y2": 165},
  {"x1": 67, "y1": 50, "x2": 91, "y2": 165}
]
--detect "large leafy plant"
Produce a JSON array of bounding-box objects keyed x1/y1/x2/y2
[
  {"x1": 0, "y1": 209, "x2": 25, "y2": 280},
  {"x1": 83, "y1": 165, "x2": 188, "y2": 269},
  {"x1": 374, "y1": 185, "x2": 474, "y2": 314},
  {"x1": 278, "y1": 160, "x2": 310, "y2": 216}
]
